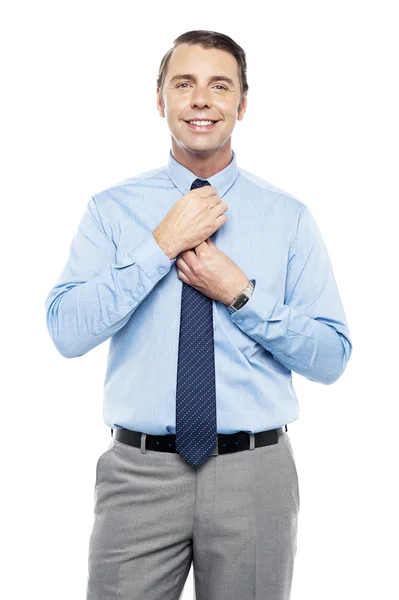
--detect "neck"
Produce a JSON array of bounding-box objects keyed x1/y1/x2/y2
[{"x1": 171, "y1": 140, "x2": 233, "y2": 179}]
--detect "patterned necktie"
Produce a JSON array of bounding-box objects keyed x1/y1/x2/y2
[{"x1": 175, "y1": 178, "x2": 217, "y2": 469}]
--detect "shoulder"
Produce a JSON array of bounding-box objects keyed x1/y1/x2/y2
[
  {"x1": 238, "y1": 166, "x2": 308, "y2": 215},
  {"x1": 92, "y1": 163, "x2": 170, "y2": 209},
  {"x1": 93, "y1": 164, "x2": 169, "y2": 199},
  {"x1": 89, "y1": 164, "x2": 169, "y2": 235}
]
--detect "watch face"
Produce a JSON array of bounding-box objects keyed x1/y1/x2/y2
[{"x1": 229, "y1": 282, "x2": 253, "y2": 313}]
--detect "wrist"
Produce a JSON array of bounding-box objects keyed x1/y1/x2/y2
[
  {"x1": 152, "y1": 229, "x2": 180, "y2": 261},
  {"x1": 226, "y1": 279, "x2": 255, "y2": 313},
  {"x1": 227, "y1": 278, "x2": 251, "y2": 305}
]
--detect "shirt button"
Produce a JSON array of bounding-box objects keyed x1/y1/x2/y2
[
  {"x1": 158, "y1": 267, "x2": 165, "y2": 274},
  {"x1": 129, "y1": 300, "x2": 134, "y2": 305},
  {"x1": 237, "y1": 318, "x2": 243, "y2": 324}
]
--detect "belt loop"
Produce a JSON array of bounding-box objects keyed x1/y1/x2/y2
[
  {"x1": 249, "y1": 432, "x2": 255, "y2": 450},
  {"x1": 140, "y1": 433, "x2": 147, "y2": 454},
  {"x1": 211, "y1": 435, "x2": 219, "y2": 456}
]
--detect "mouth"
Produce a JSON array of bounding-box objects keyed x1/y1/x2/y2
[{"x1": 184, "y1": 120, "x2": 220, "y2": 131}]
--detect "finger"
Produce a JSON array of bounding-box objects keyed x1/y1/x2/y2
[
  {"x1": 177, "y1": 269, "x2": 190, "y2": 284},
  {"x1": 181, "y1": 249, "x2": 195, "y2": 258},
  {"x1": 194, "y1": 241, "x2": 208, "y2": 254},
  {"x1": 176, "y1": 257, "x2": 191, "y2": 278}
]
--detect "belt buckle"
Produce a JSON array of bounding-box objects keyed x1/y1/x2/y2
[{"x1": 211, "y1": 435, "x2": 219, "y2": 456}]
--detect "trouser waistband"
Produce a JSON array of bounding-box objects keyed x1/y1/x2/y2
[{"x1": 110, "y1": 426, "x2": 288, "y2": 455}]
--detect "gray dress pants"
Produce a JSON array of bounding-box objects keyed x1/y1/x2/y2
[{"x1": 86, "y1": 430, "x2": 300, "y2": 600}]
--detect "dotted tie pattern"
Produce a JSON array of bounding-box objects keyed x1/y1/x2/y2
[{"x1": 175, "y1": 178, "x2": 217, "y2": 469}]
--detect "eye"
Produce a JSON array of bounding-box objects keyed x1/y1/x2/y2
[{"x1": 176, "y1": 83, "x2": 228, "y2": 90}]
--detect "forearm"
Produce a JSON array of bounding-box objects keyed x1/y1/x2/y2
[
  {"x1": 45, "y1": 234, "x2": 174, "y2": 358},
  {"x1": 230, "y1": 282, "x2": 353, "y2": 384}
]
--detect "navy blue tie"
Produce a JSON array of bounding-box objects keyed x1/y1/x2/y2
[{"x1": 175, "y1": 178, "x2": 217, "y2": 469}]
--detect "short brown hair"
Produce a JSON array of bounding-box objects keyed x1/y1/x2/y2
[{"x1": 157, "y1": 30, "x2": 249, "y2": 112}]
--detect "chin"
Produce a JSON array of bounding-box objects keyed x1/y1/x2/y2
[{"x1": 184, "y1": 142, "x2": 219, "y2": 153}]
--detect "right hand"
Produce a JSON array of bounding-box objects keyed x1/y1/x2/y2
[{"x1": 153, "y1": 186, "x2": 228, "y2": 259}]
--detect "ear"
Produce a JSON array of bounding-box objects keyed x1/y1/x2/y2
[{"x1": 156, "y1": 89, "x2": 165, "y2": 118}]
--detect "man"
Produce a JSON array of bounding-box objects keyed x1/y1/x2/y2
[{"x1": 45, "y1": 29, "x2": 353, "y2": 600}]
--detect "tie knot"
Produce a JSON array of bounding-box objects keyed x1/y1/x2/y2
[{"x1": 190, "y1": 178, "x2": 211, "y2": 190}]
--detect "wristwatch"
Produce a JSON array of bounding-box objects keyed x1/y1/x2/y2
[{"x1": 226, "y1": 279, "x2": 255, "y2": 314}]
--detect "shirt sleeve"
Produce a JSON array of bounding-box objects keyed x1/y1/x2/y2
[
  {"x1": 44, "y1": 195, "x2": 176, "y2": 358},
  {"x1": 228, "y1": 206, "x2": 353, "y2": 384}
]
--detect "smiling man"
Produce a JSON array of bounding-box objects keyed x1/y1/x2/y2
[
  {"x1": 45, "y1": 29, "x2": 353, "y2": 600},
  {"x1": 158, "y1": 41, "x2": 246, "y2": 179}
]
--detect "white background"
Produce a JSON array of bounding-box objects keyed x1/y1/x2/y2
[{"x1": 2, "y1": 1, "x2": 398, "y2": 598}]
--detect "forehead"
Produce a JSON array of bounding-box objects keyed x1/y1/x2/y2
[{"x1": 166, "y1": 44, "x2": 239, "y2": 82}]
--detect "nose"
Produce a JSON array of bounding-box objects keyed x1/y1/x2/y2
[{"x1": 190, "y1": 85, "x2": 212, "y2": 109}]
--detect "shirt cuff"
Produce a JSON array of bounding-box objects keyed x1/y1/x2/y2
[
  {"x1": 229, "y1": 280, "x2": 278, "y2": 330},
  {"x1": 116, "y1": 233, "x2": 176, "y2": 283}
]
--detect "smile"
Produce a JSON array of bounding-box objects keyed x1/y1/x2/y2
[{"x1": 184, "y1": 121, "x2": 219, "y2": 131}]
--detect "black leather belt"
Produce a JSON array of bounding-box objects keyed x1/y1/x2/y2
[{"x1": 111, "y1": 425, "x2": 288, "y2": 455}]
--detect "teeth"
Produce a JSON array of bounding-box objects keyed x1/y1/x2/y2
[{"x1": 188, "y1": 120, "x2": 215, "y2": 126}]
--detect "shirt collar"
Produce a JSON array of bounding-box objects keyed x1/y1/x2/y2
[{"x1": 167, "y1": 149, "x2": 239, "y2": 198}]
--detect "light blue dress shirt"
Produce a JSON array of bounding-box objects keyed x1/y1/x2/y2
[{"x1": 44, "y1": 149, "x2": 353, "y2": 434}]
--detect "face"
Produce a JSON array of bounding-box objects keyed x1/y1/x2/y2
[{"x1": 157, "y1": 43, "x2": 247, "y2": 169}]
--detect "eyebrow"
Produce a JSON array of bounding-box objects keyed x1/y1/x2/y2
[{"x1": 169, "y1": 73, "x2": 235, "y2": 87}]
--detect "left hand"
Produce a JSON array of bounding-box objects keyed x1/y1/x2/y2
[{"x1": 176, "y1": 238, "x2": 250, "y2": 305}]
